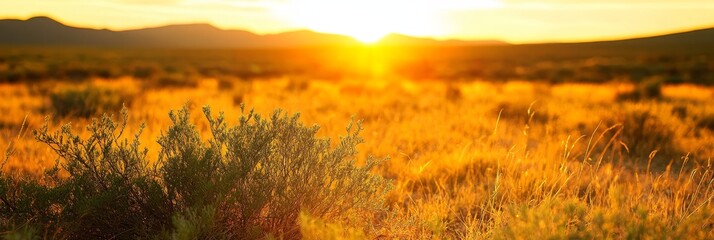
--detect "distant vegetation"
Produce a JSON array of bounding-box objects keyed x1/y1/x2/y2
[
  {"x1": 0, "y1": 46, "x2": 713, "y2": 85},
  {"x1": 49, "y1": 84, "x2": 134, "y2": 118}
]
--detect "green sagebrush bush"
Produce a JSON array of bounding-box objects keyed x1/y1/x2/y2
[
  {"x1": 0, "y1": 105, "x2": 389, "y2": 239},
  {"x1": 3, "y1": 108, "x2": 171, "y2": 239}
]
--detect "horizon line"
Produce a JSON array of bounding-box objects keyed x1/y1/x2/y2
[{"x1": 5, "y1": 15, "x2": 714, "y2": 45}]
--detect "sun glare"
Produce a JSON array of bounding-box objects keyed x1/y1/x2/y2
[
  {"x1": 277, "y1": 0, "x2": 503, "y2": 43},
  {"x1": 279, "y1": 0, "x2": 407, "y2": 43}
]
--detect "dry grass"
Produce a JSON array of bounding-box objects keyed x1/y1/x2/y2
[{"x1": 2, "y1": 77, "x2": 714, "y2": 238}]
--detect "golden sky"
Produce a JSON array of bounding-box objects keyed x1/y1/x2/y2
[{"x1": 2, "y1": 0, "x2": 714, "y2": 43}]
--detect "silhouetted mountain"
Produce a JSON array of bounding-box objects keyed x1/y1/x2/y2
[
  {"x1": 0, "y1": 16, "x2": 360, "y2": 48},
  {"x1": 120, "y1": 24, "x2": 259, "y2": 48},
  {"x1": 0, "y1": 16, "x2": 509, "y2": 48},
  {"x1": 479, "y1": 27, "x2": 714, "y2": 58},
  {"x1": 1, "y1": 16, "x2": 713, "y2": 49},
  {"x1": 378, "y1": 33, "x2": 508, "y2": 46},
  {"x1": 0, "y1": 16, "x2": 119, "y2": 46},
  {"x1": 585, "y1": 28, "x2": 714, "y2": 49},
  {"x1": 520, "y1": 27, "x2": 714, "y2": 54}
]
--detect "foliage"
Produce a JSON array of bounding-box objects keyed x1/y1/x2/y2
[
  {"x1": 0, "y1": 105, "x2": 389, "y2": 239},
  {"x1": 18, "y1": 108, "x2": 169, "y2": 239},
  {"x1": 607, "y1": 108, "x2": 680, "y2": 162},
  {"x1": 697, "y1": 114, "x2": 714, "y2": 132},
  {"x1": 159, "y1": 105, "x2": 389, "y2": 237},
  {"x1": 49, "y1": 85, "x2": 133, "y2": 118},
  {"x1": 616, "y1": 77, "x2": 664, "y2": 101},
  {"x1": 151, "y1": 72, "x2": 199, "y2": 88},
  {"x1": 2, "y1": 47, "x2": 714, "y2": 84}
]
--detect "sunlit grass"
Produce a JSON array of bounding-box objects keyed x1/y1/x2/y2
[{"x1": 2, "y1": 77, "x2": 713, "y2": 238}]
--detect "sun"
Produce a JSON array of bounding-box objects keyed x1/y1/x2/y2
[
  {"x1": 344, "y1": 27, "x2": 391, "y2": 44},
  {"x1": 277, "y1": 0, "x2": 449, "y2": 43}
]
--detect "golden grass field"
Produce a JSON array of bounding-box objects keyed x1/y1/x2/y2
[{"x1": 2, "y1": 76, "x2": 713, "y2": 238}]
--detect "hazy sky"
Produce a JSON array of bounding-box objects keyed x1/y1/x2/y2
[{"x1": 2, "y1": 0, "x2": 714, "y2": 43}]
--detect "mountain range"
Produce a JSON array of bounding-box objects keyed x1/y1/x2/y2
[
  {"x1": 1, "y1": 16, "x2": 713, "y2": 49},
  {"x1": 0, "y1": 16, "x2": 506, "y2": 48}
]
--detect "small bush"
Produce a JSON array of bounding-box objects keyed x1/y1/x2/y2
[
  {"x1": 30, "y1": 108, "x2": 171, "y2": 239},
  {"x1": 445, "y1": 84, "x2": 462, "y2": 102},
  {"x1": 49, "y1": 86, "x2": 132, "y2": 118},
  {"x1": 696, "y1": 114, "x2": 714, "y2": 131},
  {"x1": 604, "y1": 109, "x2": 681, "y2": 167},
  {"x1": 617, "y1": 77, "x2": 663, "y2": 101},
  {"x1": 286, "y1": 78, "x2": 309, "y2": 92},
  {"x1": 217, "y1": 77, "x2": 235, "y2": 90},
  {"x1": 153, "y1": 73, "x2": 199, "y2": 88},
  {"x1": 159, "y1": 105, "x2": 389, "y2": 237},
  {"x1": 131, "y1": 65, "x2": 160, "y2": 80}
]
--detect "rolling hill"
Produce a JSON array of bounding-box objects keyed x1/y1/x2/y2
[
  {"x1": 1, "y1": 16, "x2": 713, "y2": 50},
  {"x1": 0, "y1": 16, "x2": 362, "y2": 48},
  {"x1": 0, "y1": 16, "x2": 507, "y2": 48}
]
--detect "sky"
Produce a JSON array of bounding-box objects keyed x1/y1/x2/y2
[{"x1": 2, "y1": 0, "x2": 714, "y2": 43}]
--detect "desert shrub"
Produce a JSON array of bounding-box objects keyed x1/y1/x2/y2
[
  {"x1": 696, "y1": 114, "x2": 714, "y2": 132},
  {"x1": 131, "y1": 64, "x2": 161, "y2": 80},
  {"x1": 495, "y1": 101, "x2": 551, "y2": 125},
  {"x1": 639, "y1": 77, "x2": 663, "y2": 98},
  {"x1": 142, "y1": 64, "x2": 200, "y2": 88},
  {"x1": 0, "y1": 70, "x2": 22, "y2": 83},
  {"x1": 445, "y1": 84, "x2": 462, "y2": 102},
  {"x1": 49, "y1": 85, "x2": 133, "y2": 118},
  {"x1": 159, "y1": 105, "x2": 389, "y2": 237},
  {"x1": 217, "y1": 77, "x2": 235, "y2": 90},
  {"x1": 62, "y1": 67, "x2": 92, "y2": 81},
  {"x1": 603, "y1": 109, "x2": 681, "y2": 167},
  {"x1": 617, "y1": 77, "x2": 663, "y2": 101},
  {"x1": 671, "y1": 104, "x2": 688, "y2": 119},
  {"x1": 28, "y1": 109, "x2": 171, "y2": 239},
  {"x1": 0, "y1": 105, "x2": 389, "y2": 239},
  {"x1": 153, "y1": 72, "x2": 199, "y2": 88},
  {"x1": 286, "y1": 77, "x2": 309, "y2": 92}
]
